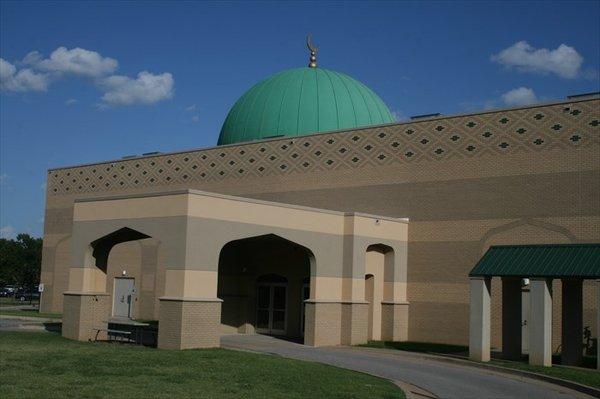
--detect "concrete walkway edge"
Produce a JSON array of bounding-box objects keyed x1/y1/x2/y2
[{"x1": 357, "y1": 347, "x2": 600, "y2": 399}]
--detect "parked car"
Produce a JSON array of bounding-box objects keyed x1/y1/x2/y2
[
  {"x1": 0, "y1": 286, "x2": 16, "y2": 297},
  {"x1": 14, "y1": 289, "x2": 40, "y2": 302}
]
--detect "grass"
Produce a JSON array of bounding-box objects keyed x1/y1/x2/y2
[
  {"x1": 0, "y1": 332, "x2": 404, "y2": 399},
  {"x1": 363, "y1": 340, "x2": 600, "y2": 389},
  {"x1": 489, "y1": 358, "x2": 600, "y2": 389},
  {"x1": 0, "y1": 309, "x2": 61, "y2": 319}
]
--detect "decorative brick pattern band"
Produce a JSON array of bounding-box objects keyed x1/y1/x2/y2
[{"x1": 47, "y1": 100, "x2": 599, "y2": 196}]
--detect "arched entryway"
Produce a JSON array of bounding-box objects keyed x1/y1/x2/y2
[
  {"x1": 88, "y1": 227, "x2": 157, "y2": 320},
  {"x1": 217, "y1": 234, "x2": 313, "y2": 341}
]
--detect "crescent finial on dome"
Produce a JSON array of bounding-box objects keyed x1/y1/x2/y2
[{"x1": 307, "y1": 35, "x2": 318, "y2": 68}]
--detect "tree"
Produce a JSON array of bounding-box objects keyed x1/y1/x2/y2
[{"x1": 0, "y1": 234, "x2": 43, "y2": 289}]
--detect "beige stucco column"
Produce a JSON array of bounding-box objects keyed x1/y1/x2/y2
[
  {"x1": 381, "y1": 242, "x2": 409, "y2": 342},
  {"x1": 469, "y1": 276, "x2": 491, "y2": 362},
  {"x1": 305, "y1": 257, "x2": 345, "y2": 347},
  {"x1": 529, "y1": 278, "x2": 553, "y2": 367},
  {"x1": 62, "y1": 222, "x2": 111, "y2": 342},
  {"x1": 158, "y1": 269, "x2": 222, "y2": 350},
  {"x1": 502, "y1": 277, "x2": 522, "y2": 360},
  {"x1": 62, "y1": 267, "x2": 110, "y2": 341},
  {"x1": 561, "y1": 278, "x2": 583, "y2": 366},
  {"x1": 339, "y1": 236, "x2": 369, "y2": 346}
]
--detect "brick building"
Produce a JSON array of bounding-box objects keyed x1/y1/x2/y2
[{"x1": 39, "y1": 56, "x2": 600, "y2": 352}]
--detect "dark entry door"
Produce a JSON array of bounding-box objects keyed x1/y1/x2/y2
[{"x1": 256, "y1": 283, "x2": 287, "y2": 335}]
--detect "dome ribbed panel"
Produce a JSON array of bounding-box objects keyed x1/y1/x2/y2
[
  {"x1": 218, "y1": 67, "x2": 394, "y2": 145},
  {"x1": 277, "y1": 69, "x2": 306, "y2": 136}
]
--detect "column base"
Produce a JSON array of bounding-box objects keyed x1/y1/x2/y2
[
  {"x1": 341, "y1": 302, "x2": 369, "y2": 345},
  {"x1": 304, "y1": 301, "x2": 342, "y2": 347},
  {"x1": 62, "y1": 292, "x2": 110, "y2": 341},
  {"x1": 381, "y1": 301, "x2": 409, "y2": 342},
  {"x1": 157, "y1": 297, "x2": 222, "y2": 350},
  {"x1": 529, "y1": 278, "x2": 552, "y2": 367}
]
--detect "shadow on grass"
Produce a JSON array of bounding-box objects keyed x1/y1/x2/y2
[
  {"x1": 42, "y1": 322, "x2": 61, "y2": 333},
  {"x1": 362, "y1": 340, "x2": 468, "y2": 354}
]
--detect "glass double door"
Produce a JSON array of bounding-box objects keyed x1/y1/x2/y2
[{"x1": 256, "y1": 284, "x2": 287, "y2": 335}]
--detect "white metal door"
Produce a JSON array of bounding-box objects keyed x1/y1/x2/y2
[
  {"x1": 522, "y1": 289, "x2": 530, "y2": 352},
  {"x1": 256, "y1": 283, "x2": 287, "y2": 335},
  {"x1": 113, "y1": 278, "x2": 135, "y2": 318}
]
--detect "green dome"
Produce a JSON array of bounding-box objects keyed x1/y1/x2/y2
[{"x1": 218, "y1": 67, "x2": 394, "y2": 145}]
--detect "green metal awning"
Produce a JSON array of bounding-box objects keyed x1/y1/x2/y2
[{"x1": 469, "y1": 244, "x2": 600, "y2": 278}]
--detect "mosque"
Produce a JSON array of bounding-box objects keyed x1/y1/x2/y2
[{"x1": 39, "y1": 39, "x2": 600, "y2": 366}]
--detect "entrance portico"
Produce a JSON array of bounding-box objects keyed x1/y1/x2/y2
[
  {"x1": 62, "y1": 189, "x2": 409, "y2": 350},
  {"x1": 468, "y1": 244, "x2": 600, "y2": 368}
]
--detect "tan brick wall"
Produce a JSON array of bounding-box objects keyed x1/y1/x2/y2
[{"x1": 157, "y1": 299, "x2": 221, "y2": 349}]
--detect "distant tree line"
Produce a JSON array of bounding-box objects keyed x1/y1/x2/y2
[{"x1": 0, "y1": 234, "x2": 42, "y2": 290}]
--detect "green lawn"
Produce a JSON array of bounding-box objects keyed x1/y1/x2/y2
[
  {"x1": 363, "y1": 340, "x2": 600, "y2": 389},
  {"x1": 0, "y1": 309, "x2": 61, "y2": 319},
  {"x1": 489, "y1": 358, "x2": 600, "y2": 389},
  {"x1": 0, "y1": 332, "x2": 404, "y2": 399}
]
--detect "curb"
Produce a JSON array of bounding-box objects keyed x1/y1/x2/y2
[
  {"x1": 356, "y1": 347, "x2": 600, "y2": 399},
  {"x1": 393, "y1": 380, "x2": 437, "y2": 399},
  {"x1": 0, "y1": 315, "x2": 62, "y2": 323},
  {"x1": 436, "y1": 354, "x2": 600, "y2": 399}
]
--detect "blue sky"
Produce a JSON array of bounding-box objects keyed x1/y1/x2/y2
[{"x1": 1, "y1": 0, "x2": 599, "y2": 238}]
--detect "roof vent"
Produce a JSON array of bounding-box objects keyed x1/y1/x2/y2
[
  {"x1": 121, "y1": 155, "x2": 137, "y2": 159},
  {"x1": 566, "y1": 92, "x2": 600, "y2": 100},
  {"x1": 142, "y1": 151, "x2": 162, "y2": 156},
  {"x1": 410, "y1": 113, "x2": 441, "y2": 120}
]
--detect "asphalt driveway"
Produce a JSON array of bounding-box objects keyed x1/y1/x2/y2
[{"x1": 221, "y1": 334, "x2": 592, "y2": 399}]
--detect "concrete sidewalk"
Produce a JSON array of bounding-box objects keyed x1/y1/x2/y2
[
  {"x1": 0, "y1": 315, "x2": 61, "y2": 332},
  {"x1": 221, "y1": 334, "x2": 593, "y2": 399}
]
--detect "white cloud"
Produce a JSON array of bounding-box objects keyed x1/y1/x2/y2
[
  {"x1": 2, "y1": 47, "x2": 175, "y2": 106},
  {"x1": 0, "y1": 225, "x2": 15, "y2": 238},
  {"x1": 0, "y1": 58, "x2": 49, "y2": 92},
  {"x1": 501, "y1": 87, "x2": 538, "y2": 106},
  {"x1": 30, "y1": 47, "x2": 118, "y2": 77},
  {"x1": 191, "y1": 114, "x2": 200, "y2": 123},
  {"x1": 391, "y1": 109, "x2": 407, "y2": 122},
  {"x1": 186, "y1": 104, "x2": 198, "y2": 112},
  {"x1": 100, "y1": 71, "x2": 174, "y2": 106},
  {"x1": 491, "y1": 41, "x2": 583, "y2": 79}
]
